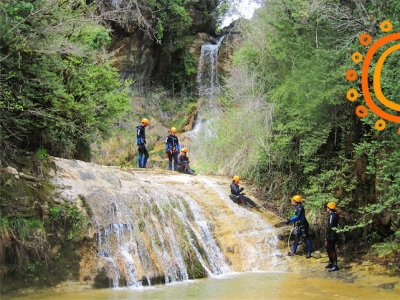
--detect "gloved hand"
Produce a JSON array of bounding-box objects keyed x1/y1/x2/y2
[
  {"x1": 239, "y1": 187, "x2": 244, "y2": 192},
  {"x1": 142, "y1": 139, "x2": 146, "y2": 145},
  {"x1": 285, "y1": 219, "x2": 291, "y2": 225},
  {"x1": 138, "y1": 144, "x2": 145, "y2": 151}
]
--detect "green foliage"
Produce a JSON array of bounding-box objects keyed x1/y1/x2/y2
[
  {"x1": 198, "y1": 0, "x2": 400, "y2": 243},
  {"x1": 0, "y1": 0, "x2": 131, "y2": 158},
  {"x1": 35, "y1": 148, "x2": 48, "y2": 160},
  {"x1": 166, "y1": 51, "x2": 197, "y2": 94},
  {"x1": 50, "y1": 205, "x2": 91, "y2": 241},
  {"x1": 0, "y1": 217, "x2": 50, "y2": 274},
  {"x1": 155, "y1": 0, "x2": 192, "y2": 50}
]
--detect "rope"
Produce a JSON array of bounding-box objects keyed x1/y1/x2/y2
[{"x1": 287, "y1": 225, "x2": 300, "y2": 256}]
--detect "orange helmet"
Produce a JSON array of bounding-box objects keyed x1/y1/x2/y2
[
  {"x1": 171, "y1": 127, "x2": 177, "y2": 133},
  {"x1": 181, "y1": 148, "x2": 188, "y2": 153},
  {"x1": 291, "y1": 195, "x2": 302, "y2": 203},
  {"x1": 327, "y1": 202, "x2": 337, "y2": 209},
  {"x1": 232, "y1": 175, "x2": 240, "y2": 181},
  {"x1": 141, "y1": 118, "x2": 149, "y2": 125}
]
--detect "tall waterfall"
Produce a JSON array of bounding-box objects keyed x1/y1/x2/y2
[
  {"x1": 51, "y1": 158, "x2": 284, "y2": 288},
  {"x1": 196, "y1": 36, "x2": 225, "y2": 105}
]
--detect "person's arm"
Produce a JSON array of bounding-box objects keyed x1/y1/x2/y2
[
  {"x1": 325, "y1": 213, "x2": 334, "y2": 239},
  {"x1": 137, "y1": 127, "x2": 141, "y2": 146},
  {"x1": 165, "y1": 136, "x2": 170, "y2": 151},
  {"x1": 286, "y1": 206, "x2": 300, "y2": 224}
]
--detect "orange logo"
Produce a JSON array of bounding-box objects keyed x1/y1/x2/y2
[{"x1": 346, "y1": 21, "x2": 400, "y2": 134}]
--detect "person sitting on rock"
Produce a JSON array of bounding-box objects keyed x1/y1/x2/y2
[
  {"x1": 176, "y1": 148, "x2": 195, "y2": 175},
  {"x1": 229, "y1": 175, "x2": 261, "y2": 211}
]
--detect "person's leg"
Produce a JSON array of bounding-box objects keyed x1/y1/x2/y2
[
  {"x1": 326, "y1": 242, "x2": 334, "y2": 268},
  {"x1": 292, "y1": 231, "x2": 300, "y2": 254},
  {"x1": 138, "y1": 152, "x2": 143, "y2": 168},
  {"x1": 173, "y1": 152, "x2": 179, "y2": 170},
  {"x1": 329, "y1": 241, "x2": 339, "y2": 271},
  {"x1": 143, "y1": 149, "x2": 149, "y2": 168},
  {"x1": 301, "y1": 225, "x2": 312, "y2": 258},
  {"x1": 168, "y1": 154, "x2": 173, "y2": 170},
  {"x1": 244, "y1": 197, "x2": 258, "y2": 208}
]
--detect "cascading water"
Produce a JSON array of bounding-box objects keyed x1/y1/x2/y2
[
  {"x1": 196, "y1": 36, "x2": 225, "y2": 106},
  {"x1": 51, "y1": 156, "x2": 283, "y2": 288}
]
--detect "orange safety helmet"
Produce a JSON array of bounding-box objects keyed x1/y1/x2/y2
[
  {"x1": 232, "y1": 175, "x2": 240, "y2": 182},
  {"x1": 171, "y1": 127, "x2": 177, "y2": 133},
  {"x1": 142, "y1": 118, "x2": 149, "y2": 125},
  {"x1": 181, "y1": 148, "x2": 188, "y2": 153},
  {"x1": 327, "y1": 202, "x2": 337, "y2": 210},
  {"x1": 291, "y1": 195, "x2": 302, "y2": 203}
]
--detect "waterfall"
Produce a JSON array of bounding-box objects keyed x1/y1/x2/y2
[
  {"x1": 196, "y1": 36, "x2": 225, "y2": 106},
  {"x1": 51, "y1": 158, "x2": 284, "y2": 289}
]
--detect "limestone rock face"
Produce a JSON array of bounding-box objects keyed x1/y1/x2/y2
[{"x1": 105, "y1": 1, "x2": 233, "y2": 91}]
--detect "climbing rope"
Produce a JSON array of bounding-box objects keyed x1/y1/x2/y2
[{"x1": 287, "y1": 225, "x2": 300, "y2": 256}]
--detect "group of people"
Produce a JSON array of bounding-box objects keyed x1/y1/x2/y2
[
  {"x1": 285, "y1": 194, "x2": 340, "y2": 272},
  {"x1": 139, "y1": 118, "x2": 339, "y2": 272},
  {"x1": 136, "y1": 118, "x2": 195, "y2": 175},
  {"x1": 228, "y1": 175, "x2": 340, "y2": 272}
]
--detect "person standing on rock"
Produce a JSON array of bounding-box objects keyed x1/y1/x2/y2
[
  {"x1": 229, "y1": 175, "x2": 261, "y2": 211},
  {"x1": 286, "y1": 195, "x2": 312, "y2": 258},
  {"x1": 137, "y1": 118, "x2": 149, "y2": 168},
  {"x1": 325, "y1": 202, "x2": 339, "y2": 272},
  {"x1": 165, "y1": 127, "x2": 180, "y2": 171}
]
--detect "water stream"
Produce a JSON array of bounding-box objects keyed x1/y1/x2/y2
[{"x1": 196, "y1": 36, "x2": 225, "y2": 106}]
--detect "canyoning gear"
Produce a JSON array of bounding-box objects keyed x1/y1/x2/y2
[
  {"x1": 306, "y1": 252, "x2": 312, "y2": 259},
  {"x1": 141, "y1": 118, "x2": 149, "y2": 125},
  {"x1": 137, "y1": 123, "x2": 149, "y2": 168},
  {"x1": 286, "y1": 219, "x2": 291, "y2": 225},
  {"x1": 291, "y1": 195, "x2": 302, "y2": 202},
  {"x1": 326, "y1": 209, "x2": 340, "y2": 271},
  {"x1": 230, "y1": 181, "x2": 259, "y2": 210},
  {"x1": 289, "y1": 201, "x2": 312, "y2": 255},
  {"x1": 181, "y1": 148, "x2": 188, "y2": 153},
  {"x1": 232, "y1": 175, "x2": 240, "y2": 182},
  {"x1": 177, "y1": 152, "x2": 195, "y2": 175},
  {"x1": 171, "y1": 127, "x2": 177, "y2": 133},
  {"x1": 287, "y1": 252, "x2": 295, "y2": 257},
  {"x1": 325, "y1": 263, "x2": 333, "y2": 269},
  {"x1": 165, "y1": 132, "x2": 180, "y2": 170},
  {"x1": 327, "y1": 202, "x2": 337, "y2": 209},
  {"x1": 329, "y1": 265, "x2": 339, "y2": 272}
]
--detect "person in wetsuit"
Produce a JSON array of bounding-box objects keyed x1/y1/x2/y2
[
  {"x1": 176, "y1": 148, "x2": 195, "y2": 175},
  {"x1": 137, "y1": 118, "x2": 149, "y2": 168},
  {"x1": 165, "y1": 127, "x2": 180, "y2": 171},
  {"x1": 286, "y1": 195, "x2": 312, "y2": 258},
  {"x1": 325, "y1": 202, "x2": 339, "y2": 272},
  {"x1": 229, "y1": 175, "x2": 261, "y2": 211}
]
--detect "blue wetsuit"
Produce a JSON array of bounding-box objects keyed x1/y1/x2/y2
[
  {"x1": 289, "y1": 203, "x2": 312, "y2": 254},
  {"x1": 137, "y1": 124, "x2": 148, "y2": 168}
]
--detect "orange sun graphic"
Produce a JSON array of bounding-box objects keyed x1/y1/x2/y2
[{"x1": 346, "y1": 20, "x2": 400, "y2": 134}]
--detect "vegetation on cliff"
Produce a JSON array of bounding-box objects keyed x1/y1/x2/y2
[{"x1": 194, "y1": 0, "x2": 400, "y2": 265}]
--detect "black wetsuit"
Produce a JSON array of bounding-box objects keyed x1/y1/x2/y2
[
  {"x1": 326, "y1": 210, "x2": 339, "y2": 267},
  {"x1": 177, "y1": 154, "x2": 194, "y2": 174},
  {"x1": 230, "y1": 181, "x2": 258, "y2": 208},
  {"x1": 165, "y1": 134, "x2": 180, "y2": 171}
]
